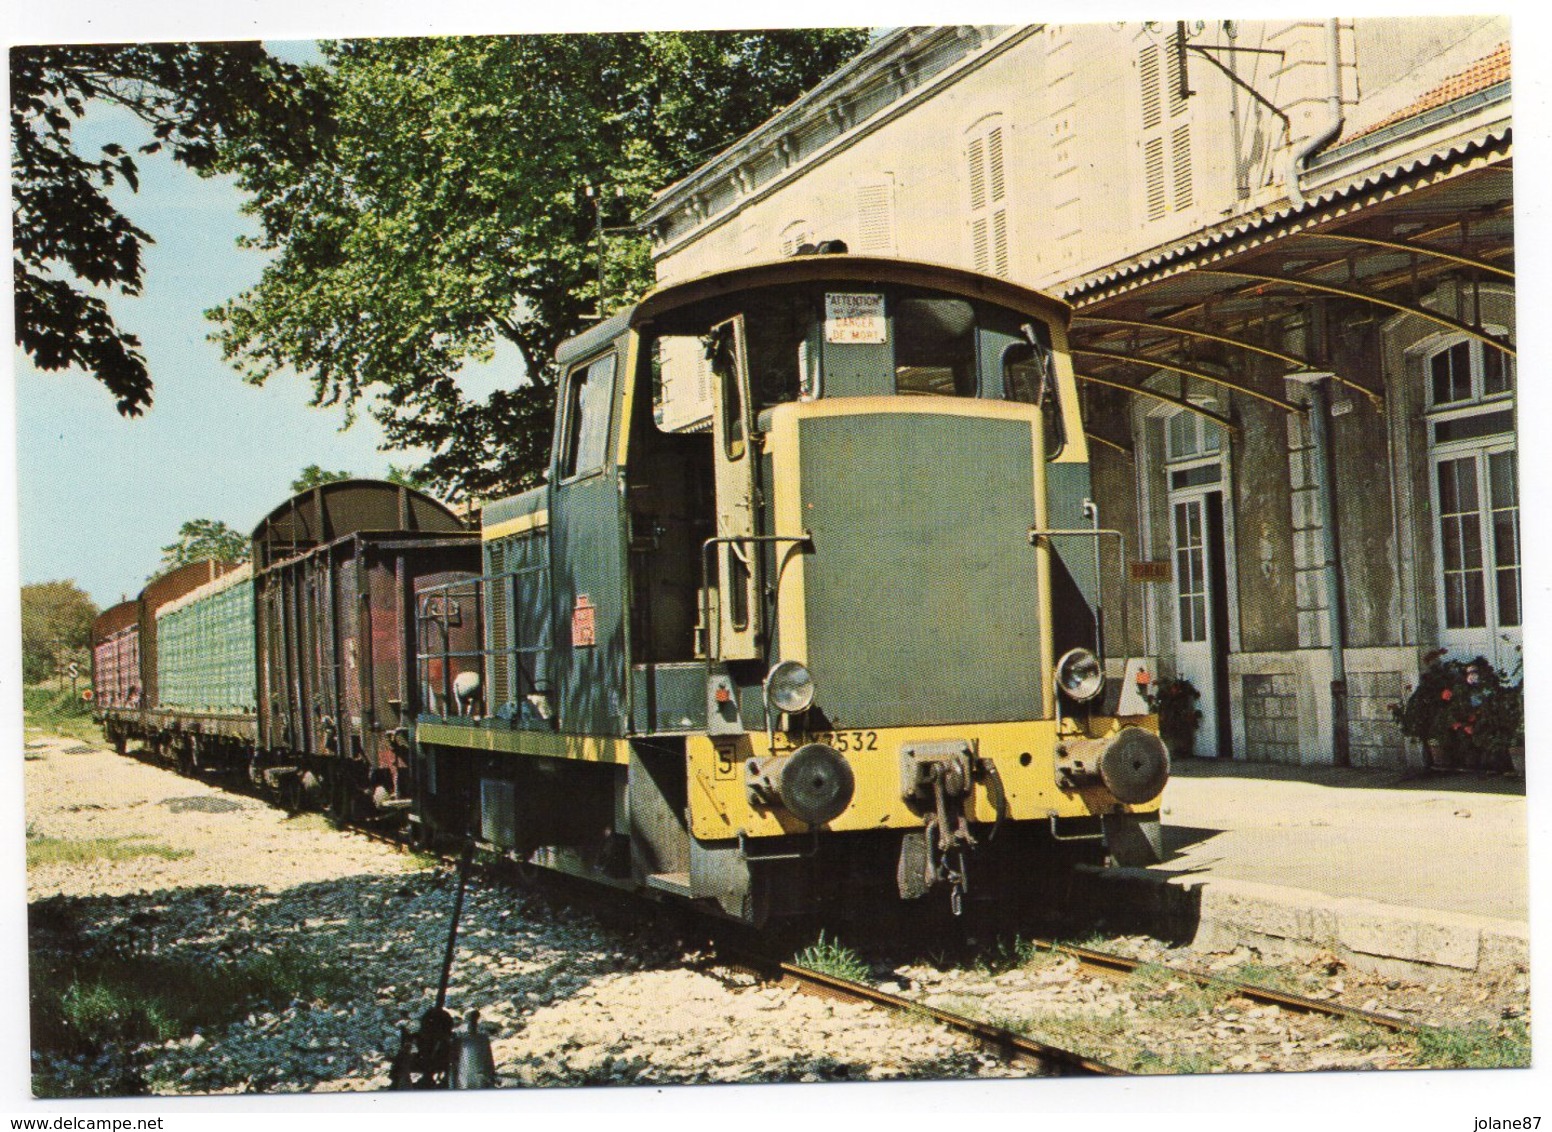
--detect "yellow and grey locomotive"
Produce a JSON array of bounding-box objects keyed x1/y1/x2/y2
[{"x1": 412, "y1": 254, "x2": 1168, "y2": 921}]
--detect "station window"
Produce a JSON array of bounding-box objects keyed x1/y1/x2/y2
[
  {"x1": 1425, "y1": 336, "x2": 1518, "y2": 644},
  {"x1": 1165, "y1": 411, "x2": 1222, "y2": 462}
]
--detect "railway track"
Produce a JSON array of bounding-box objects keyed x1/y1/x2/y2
[
  {"x1": 715, "y1": 939, "x2": 1425, "y2": 1080},
  {"x1": 126, "y1": 737, "x2": 1428, "y2": 1080},
  {"x1": 1043, "y1": 940, "x2": 1421, "y2": 1034},
  {"x1": 721, "y1": 951, "x2": 1128, "y2": 1076}
]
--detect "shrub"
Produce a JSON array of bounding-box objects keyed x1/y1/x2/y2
[
  {"x1": 1144, "y1": 676, "x2": 1202, "y2": 757},
  {"x1": 1390, "y1": 650, "x2": 1522, "y2": 771}
]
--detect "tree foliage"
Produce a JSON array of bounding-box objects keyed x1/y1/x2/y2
[
  {"x1": 20, "y1": 580, "x2": 99, "y2": 684},
  {"x1": 209, "y1": 30, "x2": 868, "y2": 500},
  {"x1": 10, "y1": 42, "x2": 328, "y2": 414},
  {"x1": 290, "y1": 464, "x2": 353, "y2": 494},
  {"x1": 154, "y1": 518, "x2": 250, "y2": 578}
]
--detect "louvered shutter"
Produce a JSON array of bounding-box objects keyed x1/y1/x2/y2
[
  {"x1": 1138, "y1": 33, "x2": 1193, "y2": 221},
  {"x1": 965, "y1": 120, "x2": 1009, "y2": 277},
  {"x1": 855, "y1": 179, "x2": 896, "y2": 254}
]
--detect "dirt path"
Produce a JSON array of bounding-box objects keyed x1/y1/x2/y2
[{"x1": 23, "y1": 734, "x2": 416, "y2": 900}]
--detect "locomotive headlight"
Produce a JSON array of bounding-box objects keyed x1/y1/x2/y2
[
  {"x1": 1055, "y1": 648, "x2": 1105, "y2": 703},
  {"x1": 765, "y1": 659, "x2": 815, "y2": 715}
]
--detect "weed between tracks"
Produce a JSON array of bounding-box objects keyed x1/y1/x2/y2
[{"x1": 794, "y1": 932, "x2": 872, "y2": 983}]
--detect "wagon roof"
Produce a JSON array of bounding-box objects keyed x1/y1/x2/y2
[{"x1": 251, "y1": 478, "x2": 469, "y2": 570}]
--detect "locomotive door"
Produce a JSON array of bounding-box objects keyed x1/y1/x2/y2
[
  {"x1": 706, "y1": 315, "x2": 761, "y2": 660},
  {"x1": 550, "y1": 345, "x2": 630, "y2": 735}
]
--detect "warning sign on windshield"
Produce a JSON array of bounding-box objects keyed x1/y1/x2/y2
[{"x1": 825, "y1": 292, "x2": 886, "y2": 344}]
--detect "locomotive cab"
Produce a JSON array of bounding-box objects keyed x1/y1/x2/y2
[{"x1": 622, "y1": 257, "x2": 1166, "y2": 916}]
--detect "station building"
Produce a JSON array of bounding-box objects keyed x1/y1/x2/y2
[{"x1": 638, "y1": 20, "x2": 1515, "y2": 766}]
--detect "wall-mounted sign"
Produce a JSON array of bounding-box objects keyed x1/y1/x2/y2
[
  {"x1": 1130, "y1": 560, "x2": 1171, "y2": 582},
  {"x1": 825, "y1": 292, "x2": 887, "y2": 344},
  {"x1": 572, "y1": 594, "x2": 596, "y2": 647}
]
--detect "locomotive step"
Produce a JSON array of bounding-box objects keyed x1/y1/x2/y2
[{"x1": 644, "y1": 872, "x2": 692, "y2": 897}]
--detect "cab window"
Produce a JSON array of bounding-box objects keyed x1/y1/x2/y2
[
  {"x1": 1003, "y1": 340, "x2": 1066, "y2": 458},
  {"x1": 560, "y1": 351, "x2": 616, "y2": 479},
  {"x1": 894, "y1": 297, "x2": 977, "y2": 396}
]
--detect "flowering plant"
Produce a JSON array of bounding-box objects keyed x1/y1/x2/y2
[
  {"x1": 1390, "y1": 649, "x2": 1522, "y2": 772},
  {"x1": 1142, "y1": 674, "x2": 1202, "y2": 757}
]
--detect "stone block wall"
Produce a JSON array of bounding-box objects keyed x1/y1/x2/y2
[
  {"x1": 1242, "y1": 672, "x2": 1301, "y2": 762},
  {"x1": 1347, "y1": 669, "x2": 1407, "y2": 768}
]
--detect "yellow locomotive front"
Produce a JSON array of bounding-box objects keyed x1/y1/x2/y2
[{"x1": 633, "y1": 256, "x2": 1167, "y2": 918}]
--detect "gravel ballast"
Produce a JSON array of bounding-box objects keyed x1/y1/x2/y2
[{"x1": 23, "y1": 734, "x2": 1015, "y2": 1095}]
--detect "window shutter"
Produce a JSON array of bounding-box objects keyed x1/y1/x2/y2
[
  {"x1": 1144, "y1": 136, "x2": 1167, "y2": 221},
  {"x1": 987, "y1": 126, "x2": 1005, "y2": 203},
  {"x1": 965, "y1": 119, "x2": 1010, "y2": 277},
  {"x1": 855, "y1": 179, "x2": 896, "y2": 254},
  {"x1": 1138, "y1": 36, "x2": 1193, "y2": 221},
  {"x1": 1139, "y1": 45, "x2": 1162, "y2": 130},
  {"x1": 1166, "y1": 32, "x2": 1189, "y2": 116},
  {"x1": 1171, "y1": 123, "x2": 1193, "y2": 211},
  {"x1": 991, "y1": 210, "x2": 1009, "y2": 277},
  {"x1": 967, "y1": 135, "x2": 987, "y2": 211}
]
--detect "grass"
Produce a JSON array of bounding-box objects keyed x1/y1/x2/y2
[
  {"x1": 1133, "y1": 1048, "x2": 1222, "y2": 1075},
  {"x1": 1340, "y1": 1021, "x2": 1393, "y2": 1052},
  {"x1": 1406, "y1": 1019, "x2": 1531, "y2": 1069},
  {"x1": 1227, "y1": 960, "x2": 1320, "y2": 996},
  {"x1": 971, "y1": 935, "x2": 1061, "y2": 975},
  {"x1": 793, "y1": 931, "x2": 872, "y2": 983},
  {"x1": 30, "y1": 935, "x2": 351, "y2": 1097},
  {"x1": 23, "y1": 685, "x2": 104, "y2": 747},
  {"x1": 25, "y1": 833, "x2": 191, "y2": 870},
  {"x1": 1129, "y1": 963, "x2": 1234, "y2": 1019}
]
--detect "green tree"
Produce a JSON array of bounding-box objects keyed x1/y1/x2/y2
[
  {"x1": 10, "y1": 42, "x2": 328, "y2": 414},
  {"x1": 385, "y1": 463, "x2": 432, "y2": 491},
  {"x1": 154, "y1": 518, "x2": 249, "y2": 578},
  {"x1": 20, "y1": 581, "x2": 99, "y2": 685},
  {"x1": 209, "y1": 31, "x2": 867, "y2": 500},
  {"x1": 290, "y1": 464, "x2": 353, "y2": 493}
]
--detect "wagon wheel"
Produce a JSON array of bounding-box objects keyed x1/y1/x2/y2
[
  {"x1": 176, "y1": 741, "x2": 194, "y2": 777},
  {"x1": 110, "y1": 728, "x2": 127, "y2": 756},
  {"x1": 278, "y1": 772, "x2": 304, "y2": 814},
  {"x1": 326, "y1": 765, "x2": 357, "y2": 826}
]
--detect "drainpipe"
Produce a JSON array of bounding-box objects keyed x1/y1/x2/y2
[
  {"x1": 1295, "y1": 372, "x2": 1352, "y2": 767},
  {"x1": 1285, "y1": 19, "x2": 1344, "y2": 209}
]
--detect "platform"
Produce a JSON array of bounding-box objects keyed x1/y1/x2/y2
[{"x1": 1081, "y1": 758, "x2": 1529, "y2": 978}]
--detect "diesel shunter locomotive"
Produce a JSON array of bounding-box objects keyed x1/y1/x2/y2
[
  {"x1": 410, "y1": 254, "x2": 1168, "y2": 922},
  {"x1": 92, "y1": 255, "x2": 1167, "y2": 923}
]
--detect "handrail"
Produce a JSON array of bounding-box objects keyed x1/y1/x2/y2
[
  {"x1": 698, "y1": 532, "x2": 813, "y2": 660},
  {"x1": 415, "y1": 569, "x2": 553, "y2": 723}
]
